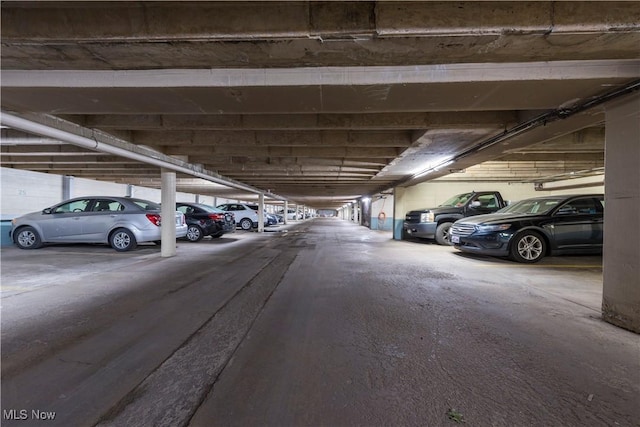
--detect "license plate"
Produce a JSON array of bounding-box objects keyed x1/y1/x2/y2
[{"x1": 450, "y1": 235, "x2": 460, "y2": 244}]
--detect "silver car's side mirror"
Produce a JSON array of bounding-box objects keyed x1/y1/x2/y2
[{"x1": 42, "y1": 208, "x2": 52, "y2": 214}]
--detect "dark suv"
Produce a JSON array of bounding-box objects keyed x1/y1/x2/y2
[{"x1": 176, "y1": 202, "x2": 235, "y2": 242}]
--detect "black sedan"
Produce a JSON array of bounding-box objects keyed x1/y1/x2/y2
[
  {"x1": 449, "y1": 194, "x2": 604, "y2": 263},
  {"x1": 176, "y1": 202, "x2": 235, "y2": 242}
]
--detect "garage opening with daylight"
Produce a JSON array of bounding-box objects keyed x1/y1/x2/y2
[{"x1": 1, "y1": 1, "x2": 639, "y2": 426}]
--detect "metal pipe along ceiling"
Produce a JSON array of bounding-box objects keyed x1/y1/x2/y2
[{"x1": 0, "y1": 111, "x2": 282, "y2": 199}]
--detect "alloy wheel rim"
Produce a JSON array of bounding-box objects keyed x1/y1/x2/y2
[
  {"x1": 517, "y1": 236, "x2": 543, "y2": 260},
  {"x1": 19, "y1": 231, "x2": 35, "y2": 247},
  {"x1": 187, "y1": 227, "x2": 201, "y2": 241},
  {"x1": 113, "y1": 232, "x2": 130, "y2": 249}
]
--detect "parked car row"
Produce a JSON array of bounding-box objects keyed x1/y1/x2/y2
[
  {"x1": 9, "y1": 197, "x2": 300, "y2": 252},
  {"x1": 12, "y1": 193, "x2": 602, "y2": 262},
  {"x1": 10, "y1": 196, "x2": 188, "y2": 252}
]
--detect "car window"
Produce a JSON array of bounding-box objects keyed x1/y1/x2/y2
[
  {"x1": 53, "y1": 199, "x2": 91, "y2": 213},
  {"x1": 92, "y1": 199, "x2": 123, "y2": 212},
  {"x1": 130, "y1": 198, "x2": 161, "y2": 211},
  {"x1": 438, "y1": 192, "x2": 473, "y2": 207},
  {"x1": 475, "y1": 194, "x2": 498, "y2": 208},
  {"x1": 177, "y1": 205, "x2": 192, "y2": 214},
  {"x1": 500, "y1": 198, "x2": 560, "y2": 215},
  {"x1": 555, "y1": 198, "x2": 601, "y2": 215},
  {"x1": 199, "y1": 205, "x2": 224, "y2": 213}
]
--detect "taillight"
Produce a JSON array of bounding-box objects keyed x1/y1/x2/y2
[
  {"x1": 145, "y1": 213, "x2": 162, "y2": 226},
  {"x1": 208, "y1": 213, "x2": 225, "y2": 221}
]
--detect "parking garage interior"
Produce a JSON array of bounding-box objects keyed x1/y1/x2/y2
[{"x1": 1, "y1": 2, "x2": 639, "y2": 426}]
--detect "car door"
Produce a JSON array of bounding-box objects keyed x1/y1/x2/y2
[
  {"x1": 83, "y1": 199, "x2": 124, "y2": 241},
  {"x1": 39, "y1": 199, "x2": 92, "y2": 241},
  {"x1": 550, "y1": 197, "x2": 604, "y2": 249}
]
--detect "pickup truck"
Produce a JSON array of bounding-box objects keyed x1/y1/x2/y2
[{"x1": 403, "y1": 191, "x2": 507, "y2": 245}]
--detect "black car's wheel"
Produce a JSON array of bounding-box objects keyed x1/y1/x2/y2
[
  {"x1": 510, "y1": 231, "x2": 545, "y2": 263},
  {"x1": 435, "y1": 222, "x2": 453, "y2": 245},
  {"x1": 14, "y1": 226, "x2": 43, "y2": 249},
  {"x1": 239, "y1": 218, "x2": 253, "y2": 230},
  {"x1": 110, "y1": 228, "x2": 137, "y2": 252},
  {"x1": 210, "y1": 231, "x2": 223, "y2": 238},
  {"x1": 186, "y1": 224, "x2": 204, "y2": 242}
]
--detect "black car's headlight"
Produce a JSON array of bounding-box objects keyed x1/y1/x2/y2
[{"x1": 476, "y1": 224, "x2": 511, "y2": 232}]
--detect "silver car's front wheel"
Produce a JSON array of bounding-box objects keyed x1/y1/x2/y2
[
  {"x1": 110, "y1": 228, "x2": 137, "y2": 252},
  {"x1": 15, "y1": 226, "x2": 43, "y2": 249},
  {"x1": 510, "y1": 232, "x2": 545, "y2": 263}
]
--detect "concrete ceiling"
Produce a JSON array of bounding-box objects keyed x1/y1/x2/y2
[{"x1": 1, "y1": 1, "x2": 639, "y2": 209}]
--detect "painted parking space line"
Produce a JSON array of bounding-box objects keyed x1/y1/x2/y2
[
  {"x1": 0, "y1": 286, "x2": 32, "y2": 292},
  {"x1": 475, "y1": 263, "x2": 603, "y2": 268}
]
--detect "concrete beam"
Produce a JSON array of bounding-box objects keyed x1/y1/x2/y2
[
  {"x1": 78, "y1": 112, "x2": 518, "y2": 130},
  {"x1": 163, "y1": 146, "x2": 401, "y2": 158},
  {"x1": 132, "y1": 130, "x2": 412, "y2": 147},
  {"x1": 3, "y1": 2, "x2": 637, "y2": 41}
]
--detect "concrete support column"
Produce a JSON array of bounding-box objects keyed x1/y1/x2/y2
[
  {"x1": 393, "y1": 187, "x2": 407, "y2": 240},
  {"x1": 160, "y1": 168, "x2": 177, "y2": 258},
  {"x1": 284, "y1": 201, "x2": 289, "y2": 224},
  {"x1": 62, "y1": 175, "x2": 73, "y2": 200},
  {"x1": 602, "y1": 93, "x2": 640, "y2": 333},
  {"x1": 258, "y1": 193, "x2": 265, "y2": 232},
  {"x1": 126, "y1": 184, "x2": 133, "y2": 198}
]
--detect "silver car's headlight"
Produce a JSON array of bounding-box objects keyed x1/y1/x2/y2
[
  {"x1": 420, "y1": 212, "x2": 434, "y2": 223},
  {"x1": 476, "y1": 224, "x2": 511, "y2": 232}
]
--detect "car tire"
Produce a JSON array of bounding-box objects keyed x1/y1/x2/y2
[
  {"x1": 510, "y1": 231, "x2": 545, "y2": 263},
  {"x1": 210, "y1": 231, "x2": 223, "y2": 238},
  {"x1": 239, "y1": 218, "x2": 253, "y2": 230},
  {"x1": 14, "y1": 226, "x2": 43, "y2": 249},
  {"x1": 110, "y1": 228, "x2": 137, "y2": 252},
  {"x1": 186, "y1": 225, "x2": 204, "y2": 242},
  {"x1": 435, "y1": 222, "x2": 453, "y2": 245}
]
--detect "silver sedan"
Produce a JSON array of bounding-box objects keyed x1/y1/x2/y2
[{"x1": 11, "y1": 196, "x2": 187, "y2": 252}]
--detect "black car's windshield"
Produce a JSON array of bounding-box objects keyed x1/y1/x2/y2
[
  {"x1": 131, "y1": 198, "x2": 161, "y2": 211},
  {"x1": 200, "y1": 204, "x2": 225, "y2": 213},
  {"x1": 438, "y1": 192, "x2": 473, "y2": 207},
  {"x1": 498, "y1": 198, "x2": 561, "y2": 215}
]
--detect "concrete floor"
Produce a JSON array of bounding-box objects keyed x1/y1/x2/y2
[{"x1": 1, "y1": 218, "x2": 638, "y2": 427}]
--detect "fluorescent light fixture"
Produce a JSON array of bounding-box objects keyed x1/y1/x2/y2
[{"x1": 412, "y1": 158, "x2": 455, "y2": 179}]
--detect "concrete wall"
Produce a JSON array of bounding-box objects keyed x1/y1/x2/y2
[{"x1": 371, "y1": 195, "x2": 394, "y2": 231}]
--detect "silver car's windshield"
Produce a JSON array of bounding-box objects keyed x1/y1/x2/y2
[
  {"x1": 438, "y1": 192, "x2": 473, "y2": 207},
  {"x1": 498, "y1": 198, "x2": 561, "y2": 215}
]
